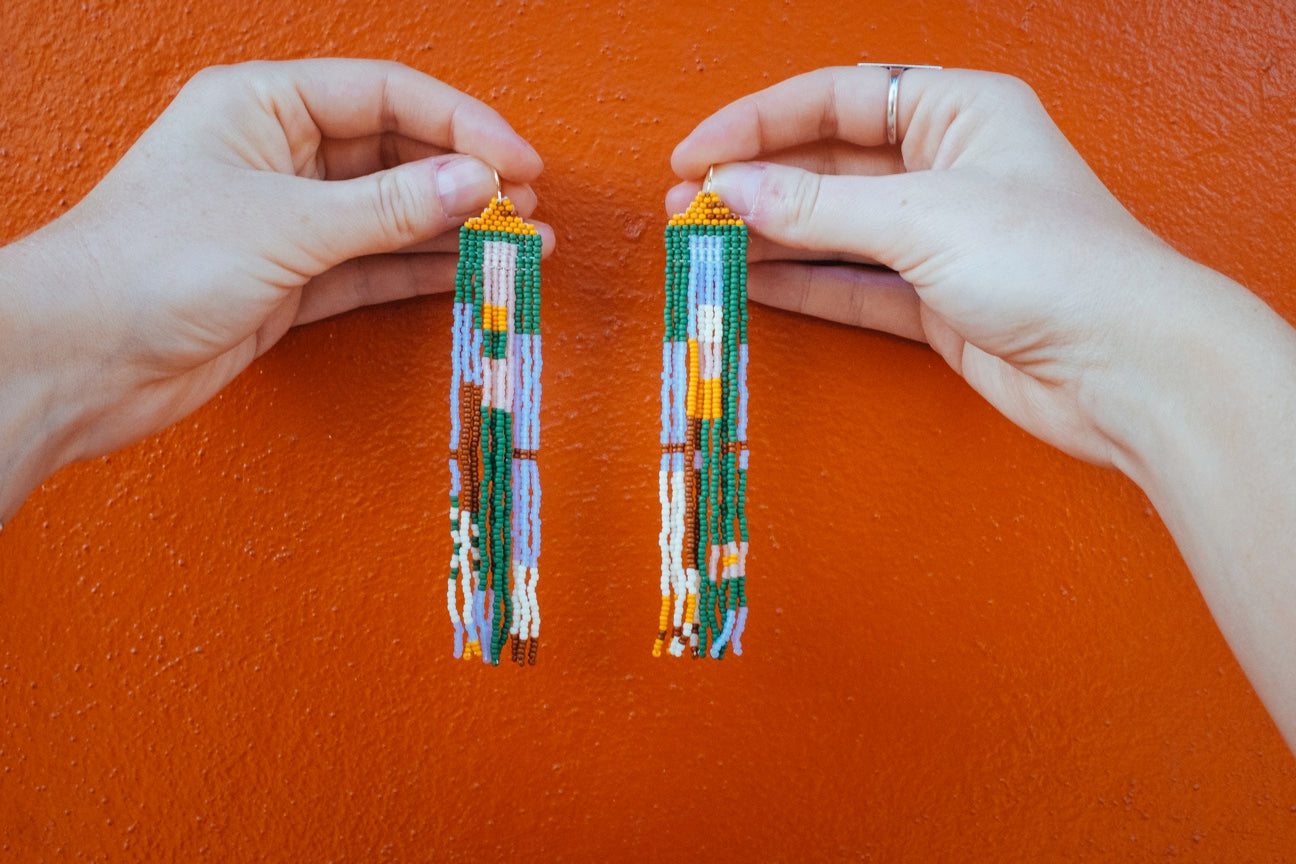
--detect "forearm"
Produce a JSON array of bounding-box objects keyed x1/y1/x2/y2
[
  {"x1": 0, "y1": 371, "x2": 66, "y2": 526},
  {"x1": 0, "y1": 227, "x2": 96, "y2": 524},
  {"x1": 1100, "y1": 255, "x2": 1296, "y2": 748}
]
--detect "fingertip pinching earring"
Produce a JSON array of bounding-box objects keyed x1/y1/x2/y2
[
  {"x1": 655, "y1": 166, "x2": 750, "y2": 660},
  {"x1": 449, "y1": 170, "x2": 543, "y2": 666}
]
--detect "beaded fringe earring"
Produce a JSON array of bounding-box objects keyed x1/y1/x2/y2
[
  {"x1": 654, "y1": 169, "x2": 750, "y2": 660},
  {"x1": 448, "y1": 179, "x2": 543, "y2": 666}
]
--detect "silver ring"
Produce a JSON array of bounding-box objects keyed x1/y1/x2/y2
[
  {"x1": 886, "y1": 67, "x2": 903, "y2": 145},
  {"x1": 857, "y1": 63, "x2": 942, "y2": 146}
]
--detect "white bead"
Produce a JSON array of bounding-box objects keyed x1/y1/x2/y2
[
  {"x1": 446, "y1": 578, "x2": 460, "y2": 621},
  {"x1": 527, "y1": 567, "x2": 540, "y2": 636}
]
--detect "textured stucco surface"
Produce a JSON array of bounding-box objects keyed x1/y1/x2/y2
[{"x1": 2, "y1": 0, "x2": 1295, "y2": 860}]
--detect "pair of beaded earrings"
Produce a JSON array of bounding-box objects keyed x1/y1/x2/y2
[{"x1": 446, "y1": 171, "x2": 749, "y2": 665}]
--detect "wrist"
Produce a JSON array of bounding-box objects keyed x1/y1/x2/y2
[
  {"x1": 1090, "y1": 251, "x2": 1296, "y2": 509},
  {"x1": 0, "y1": 223, "x2": 112, "y2": 522}
]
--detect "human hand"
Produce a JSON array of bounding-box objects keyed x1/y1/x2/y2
[
  {"x1": 668, "y1": 66, "x2": 1190, "y2": 468},
  {"x1": 0, "y1": 58, "x2": 551, "y2": 514}
]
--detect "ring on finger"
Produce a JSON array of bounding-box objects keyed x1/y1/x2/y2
[{"x1": 857, "y1": 63, "x2": 942, "y2": 146}]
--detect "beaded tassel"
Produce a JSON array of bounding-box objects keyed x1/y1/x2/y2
[
  {"x1": 449, "y1": 194, "x2": 542, "y2": 666},
  {"x1": 654, "y1": 186, "x2": 749, "y2": 659}
]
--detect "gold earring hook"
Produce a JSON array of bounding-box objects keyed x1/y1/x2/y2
[{"x1": 702, "y1": 166, "x2": 716, "y2": 195}]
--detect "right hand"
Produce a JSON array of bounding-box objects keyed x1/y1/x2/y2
[
  {"x1": 668, "y1": 66, "x2": 1194, "y2": 468},
  {"x1": 0, "y1": 59, "x2": 551, "y2": 523}
]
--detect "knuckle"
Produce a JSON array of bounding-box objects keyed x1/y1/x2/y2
[
  {"x1": 777, "y1": 172, "x2": 823, "y2": 244},
  {"x1": 185, "y1": 64, "x2": 230, "y2": 87},
  {"x1": 845, "y1": 275, "x2": 873, "y2": 323},
  {"x1": 373, "y1": 170, "x2": 425, "y2": 243},
  {"x1": 180, "y1": 63, "x2": 269, "y2": 117},
  {"x1": 986, "y1": 72, "x2": 1042, "y2": 109},
  {"x1": 178, "y1": 65, "x2": 229, "y2": 102},
  {"x1": 184, "y1": 62, "x2": 261, "y2": 95}
]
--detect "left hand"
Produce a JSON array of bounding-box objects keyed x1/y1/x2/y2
[{"x1": 666, "y1": 66, "x2": 1177, "y2": 468}]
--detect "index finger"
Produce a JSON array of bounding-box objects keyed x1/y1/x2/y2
[
  {"x1": 238, "y1": 59, "x2": 544, "y2": 183},
  {"x1": 670, "y1": 65, "x2": 939, "y2": 179}
]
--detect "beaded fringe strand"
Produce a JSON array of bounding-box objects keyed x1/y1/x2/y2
[
  {"x1": 654, "y1": 188, "x2": 750, "y2": 659},
  {"x1": 449, "y1": 196, "x2": 542, "y2": 666}
]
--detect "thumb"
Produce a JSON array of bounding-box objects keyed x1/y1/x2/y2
[
  {"x1": 301, "y1": 154, "x2": 498, "y2": 266},
  {"x1": 710, "y1": 162, "x2": 924, "y2": 268}
]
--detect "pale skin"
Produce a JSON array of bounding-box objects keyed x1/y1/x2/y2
[
  {"x1": 1, "y1": 61, "x2": 1293, "y2": 752},
  {"x1": 0, "y1": 58, "x2": 554, "y2": 525},
  {"x1": 669, "y1": 66, "x2": 1296, "y2": 752}
]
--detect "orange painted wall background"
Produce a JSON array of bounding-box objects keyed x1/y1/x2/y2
[{"x1": 3, "y1": 0, "x2": 1295, "y2": 859}]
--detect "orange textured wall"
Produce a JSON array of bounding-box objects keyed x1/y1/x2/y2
[{"x1": 3, "y1": 0, "x2": 1295, "y2": 860}]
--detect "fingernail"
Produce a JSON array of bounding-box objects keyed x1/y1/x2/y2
[
  {"x1": 436, "y1": 157, "x2": 495, "y2": 217},
  {"x1": 714, "y1": 165, "x2": 762, "y2": 218}
]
